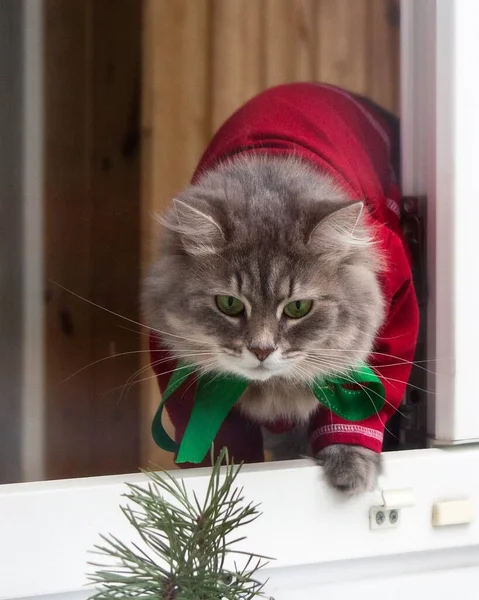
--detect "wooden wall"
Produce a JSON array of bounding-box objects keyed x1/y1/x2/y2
[
  {"x1": 44, "y1": 0, "x2": 142, "y2": 479},
  {"x1": 141, "y1": 0, "x2": 400, "y2": 469},
  {"x1": 43, "y1": 0, "x2": 399, "y2": 478}
]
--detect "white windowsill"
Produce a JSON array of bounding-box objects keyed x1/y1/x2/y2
[{"x1": 2, "y1": 446, "x2": 479, "y2": 599}]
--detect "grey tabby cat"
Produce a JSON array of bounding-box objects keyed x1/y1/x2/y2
[
  {"x1": 143, "y1": 83, "x2": 417, "y2": 494},
  {"x1": 143, "y1": 156, "x2": 384, "y2": 494}
]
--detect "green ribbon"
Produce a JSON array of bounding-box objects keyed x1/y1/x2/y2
[{"x1": 152, "y1": 363, "x2": 384, "y2": 464}]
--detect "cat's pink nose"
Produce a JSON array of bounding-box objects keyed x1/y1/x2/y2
[{"x1": 248, "y1": 346, "x2": 275, "y2": 362}]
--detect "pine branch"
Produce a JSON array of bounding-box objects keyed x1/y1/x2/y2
[{"x1": 88, "y1": 448, "x2": 274, "y2": 600}]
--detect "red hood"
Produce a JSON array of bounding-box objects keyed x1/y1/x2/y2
[{"x1": 193, "y1": 83, "x2": 401, "y2": 232}]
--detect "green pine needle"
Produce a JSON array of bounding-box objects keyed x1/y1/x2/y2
[{"x1": 88, "y1": 448, "x2": 274, "y2": 600}]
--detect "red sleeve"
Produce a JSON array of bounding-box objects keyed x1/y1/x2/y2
[{"x1": 309, "y1": 229, "x2": 420, "y2": 454}]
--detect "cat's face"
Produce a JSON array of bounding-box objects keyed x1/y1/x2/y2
[{"x1": 143, "y1": 157, "x2": 385, "y2": 384}]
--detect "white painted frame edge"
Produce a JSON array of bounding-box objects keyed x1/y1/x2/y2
[
  {"x1": 402, "y1": 0, "x2": 479, "y2": 442},
  {"x1": 2, "y1": 448, "x2": 479, "y2": 599},
  {"x1": 442, "y1": 0, "x2": 479, "y2": 442}
]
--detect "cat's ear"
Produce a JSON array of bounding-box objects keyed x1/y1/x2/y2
[
  {"x1": 308, "y1": 201, "x2": 373, "y2": 255},
  {"x1": 158, "y1": 198, "x2": 225, "y2": 255}
]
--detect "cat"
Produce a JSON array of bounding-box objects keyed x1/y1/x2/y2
[{"x1": 143, "y1": 83, "x2": 419, "y2": 494}]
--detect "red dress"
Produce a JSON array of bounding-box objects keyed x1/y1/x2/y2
[{"x1": 150, "y1": 83, "x2": 419, "y2": 466}]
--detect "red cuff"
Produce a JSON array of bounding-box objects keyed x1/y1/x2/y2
[{"x1": 309, "y1": 411, "x2": 385, "y2": 454}]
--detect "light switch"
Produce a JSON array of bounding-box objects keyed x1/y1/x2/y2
[{"x1": 432, "y1": 499, "x2": 475, "y2": 527}]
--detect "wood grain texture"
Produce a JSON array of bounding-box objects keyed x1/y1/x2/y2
[
  {"x1": 140, "y1": 0, "x2": 211, "y2": 470},
  {"x1": 293, "y1": 0, "x2": 317, "y2": 82},
  {"x1": 264, "y1": 0, "x2": 294, "y2": 85},
  {"x1": 44, "y1": 0, "x2": 94, "y2": 479},
  {"x1": 210, "y1": 0, "x2": 267, "y2": 131},
  {"x1": 240, "y1": 0, "x2": 265, "y2": 109},
  {"x1": 315, "y1": 0, "x2": 369, "y2": 95},
  {"x1": 142, "y1": 0, "x2": 210, "y2": 214},
  {"x1": 89, "y1": 0, "x2": 141, "y2": 476},
  {"x1": 44, "y1": 0, "x2": 141, "y2": 479},
  {"x1": 211, "y1": 0, "x2": 245, "y2": 131},
  {"x1": 367, "y1": 0, "x2": 400, "y2": 113}
]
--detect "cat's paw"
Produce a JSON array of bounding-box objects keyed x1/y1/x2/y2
[{"x1": 316, "y1": 444, "x2": 382, "y2": 495}]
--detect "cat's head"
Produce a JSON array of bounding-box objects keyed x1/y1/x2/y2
[{"x1": 142, "y1": 156, "x2": 385, "y2": 383}]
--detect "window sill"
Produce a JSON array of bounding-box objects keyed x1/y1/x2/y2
[{"x1": 2, "y1": 447, "x2": 479, "y2": 599}]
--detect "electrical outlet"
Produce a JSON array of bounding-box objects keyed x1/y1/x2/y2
[{"x1": 369, "y1": 507, "x2": 401, "y2": 530}]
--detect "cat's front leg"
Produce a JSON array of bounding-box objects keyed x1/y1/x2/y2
[{"x1": 316, "y1": 444, "x2": 382, "y2": 494}]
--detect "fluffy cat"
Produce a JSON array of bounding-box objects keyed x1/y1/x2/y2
[{"x1": 143, "y1": 83, "x2": 419, "y2": 494}]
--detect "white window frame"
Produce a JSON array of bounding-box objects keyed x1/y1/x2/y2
[
  {"x1": 3, "y1": 1, "x2": 479, "y2": 598},
  {"x1": 402, "y1": 0, "x2": 479, "y2": 443},
  {"x1": 2, "y1": 450, "x2": 479, "y2": 599}
]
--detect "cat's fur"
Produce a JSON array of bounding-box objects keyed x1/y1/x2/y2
[{"x1": 143, "y1": 155, "x2": 386, "y2": 494}]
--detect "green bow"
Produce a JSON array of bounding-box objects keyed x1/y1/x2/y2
[{"x1": 152, "y1": 363, "x2": 384, "y2": 464}]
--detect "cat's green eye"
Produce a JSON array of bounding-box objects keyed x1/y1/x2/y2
[
  {"x1": 283, "y1": 299, "x2": 313, "y2": 319},
  {"x1": 216, "y1": 295, "x2": 245, "y2": 316}
]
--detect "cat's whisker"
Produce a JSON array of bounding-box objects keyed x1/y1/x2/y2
[
  {"x1": 202, "y1": 369, "x2": 226, "y2": 389},
  {"x1": 306, "y1": 356, "x2": 409, "y2": 419},
  {"x1": 114, "y1": 353, "x2": 218, "y2": 404},
  {"x1": 313, "y1": 348, "x2": 450, "y2": 364},
  {"x1": 116, "y1": 373, "x2": 161, "y2": 398},
  {"x1": 289, "y1": 370, "x2": 307, "y2": 387},
  {"x1": 369, "y1": 352, "x2": 441, "y2": 375},
  {"x1": 291, "y1": 363, "x2": 316, "y2": 383},
  {"x1": 332, "y1": 370, "x2": 399, "y2": 440},
  {"x1": 116, "y1": 323, "x2": 151, "y2": 338},
  {"x1": 113, "y1": 359, "x2": 221, "y2": 402},
  {"x1": 308, "y1": 347, "x2": 446, "y2": 376},
  {"x1": 304, "y1": 359, "x2": 372, "y2": 380},
  {"x1": 303, "y1": 356, "x2": 419, "y2": 420},
  {"x1": 117, "y1": 356, "x2": 173, "y2": 405},
  {"x1": 334, "y1": 366, "x2": 410, "y2": 421},
  {"x1": 371, "y1": 359, "x2": 443, "y2": 374},
  {"x1": 304, "y1": 352, "x2": 441, "y2": 381},
  {"x1": 375, "y1": 331, "x2": 413, "y2": 342},
  {"x1": 129, "y1": 351, "x2": 218, "y2": 381},
  {"x1": 308, "y1": 375, "x2": 337, "y2": 426},
  {"x1": 65, "y1": 349, "x2": 215, "y2": 391},
  {"x1": 51, "y1": 281, "x2": 212, "y2": 347},
  {"x1": 180, "y1": 371, "x2": 202, "y2": 398},
  {"x1": 303, "y1": 355, "x2": 361, "y2": 375},
  {"x1": 58, "y1": 348, "x2": 155, "y2": 386},
  {"x1": 368, "y1": 370, "x2": 435, "y2": 396}
]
